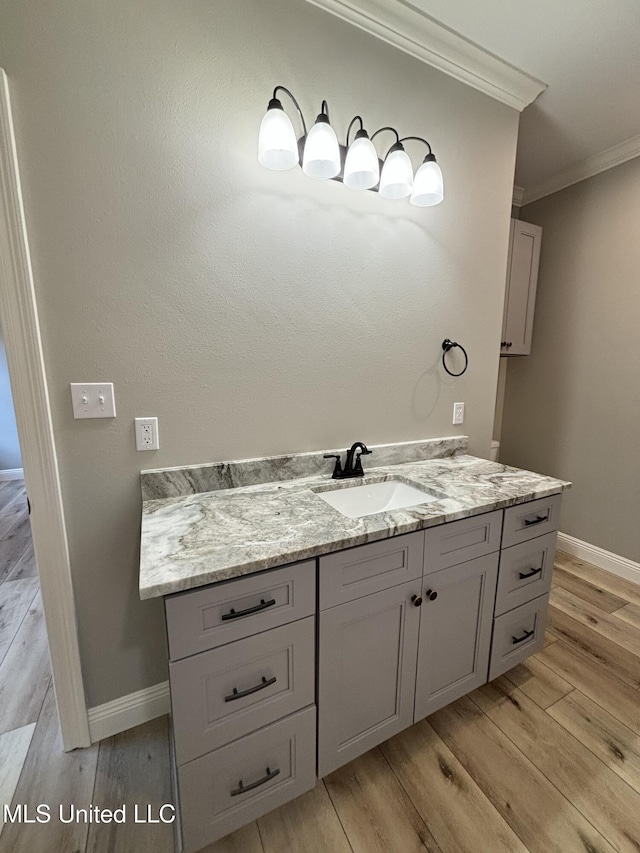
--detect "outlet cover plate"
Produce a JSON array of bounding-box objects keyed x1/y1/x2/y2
[
  {"x1": 135, "y1": 417, "x2": 159, "y2": 451},
  {"x1": 70, "y1": 383, "x2": 116, "y2": 419}
]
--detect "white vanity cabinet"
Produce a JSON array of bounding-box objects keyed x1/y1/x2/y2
[
  {"x1": 501, "y1": 218, "x2": 542, "y2": 356},
  {"x1": 165, "y1": 561, "x2": 317, "y2": 853},
  {"x1": 164, "y1": 494, "x2": 561, "y2": 851},
  {"x1": 315, "y1": 499, "x2": 558, "y2": 778},
  {"x1": 487, "y1": 494, "x2": 562, "y2": 679}
]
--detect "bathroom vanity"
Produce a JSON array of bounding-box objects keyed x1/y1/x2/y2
[{"x1": 139, "y1": 437, "x2": 569, "y2": 852}]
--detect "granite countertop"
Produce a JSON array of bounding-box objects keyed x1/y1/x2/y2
[{"x1": 139, "y1": 439, "x2": 570, "y2": 600}]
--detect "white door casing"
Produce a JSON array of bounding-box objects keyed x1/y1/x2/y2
[{"x1": 0, "y1": 68, "x2": 90, "y2": 749}]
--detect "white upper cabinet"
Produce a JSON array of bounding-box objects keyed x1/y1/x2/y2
[{"x1": 501, "y1": 218, "x2": 542, "y2": 356}]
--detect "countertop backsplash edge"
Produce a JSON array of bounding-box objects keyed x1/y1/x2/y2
[{"x1": 140, "y1": 435, "x2": 469, "y2": 501}]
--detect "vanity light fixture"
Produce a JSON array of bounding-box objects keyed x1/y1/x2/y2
[
  {"x1": 302, "y1": 101, "x2": 341, "y2": 179},
  {"x1": 258, "y1": 86, "x2": 444, "y2": 206},
  {"x1": 257, "y1": 87, "x2": 304, "y2": 171},
  {"x1": 406, "y1": 137, "x2": 445, "y2": 207},
  {"x1": 343, "y1": 117, "x2": 379, "y2": 190},
  {"x1": 374, "y1": 129, "x2": 413, "y2": 200}
]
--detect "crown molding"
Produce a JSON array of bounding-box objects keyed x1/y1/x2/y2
[
  {"x1": 512, "y1": 185, "x2": 525, "y2": 207},
  {"x1": 521, "y1": 133, "x2": 640, "y2": 206},
  {"x1": 304, "y1": 0, "x2": 546, "y2": 111}
]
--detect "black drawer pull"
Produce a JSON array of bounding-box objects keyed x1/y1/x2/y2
[
  {"x1": 512, "y1": 628, "x2": 535, "y2": 645},
  {"x1": 221, "y1": 597, "x2": 276, "y2": 621},
  {"x1": 519, "y1": 566, "x2": 543, "y2": 580},
  {"x1": 224, "y1": 675, "x2": 277, "y2": 703},
  {"x1": 231, "y1": 766, "x2": 280, "y2": 796},
  {"x1": 523, "y1": 515, "x2": 549, "y2": 527}
]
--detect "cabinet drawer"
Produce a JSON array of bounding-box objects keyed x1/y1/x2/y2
[
  {"x1": 495, "y1": 532, "x2": 557, "y2": 616},
  {"x1": 489, "y1": 594, "x2": 548, "y2": 680},
  {"x1": 319, "y1": 531, "x2": 423, "y2": 609},
  {"x1": 165, "y1": 561, "x2": 315, "y2": 661},
  {"x1": 178, "y1": 706, "x2": 316, "y2": 853},
  {"x1": 502, "y1": 494, "x2": 561, "y2": 548},
  {"x1": 170, "y1": 617, "x2": 315, "y2": 765},
  {"x1": 424, "y1": 510, "x2": 502, "y2": 573}
]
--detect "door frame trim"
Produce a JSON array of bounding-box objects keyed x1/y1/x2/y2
[{"x1": 0, "y1": 68, "x2": 90, "y2": 749}]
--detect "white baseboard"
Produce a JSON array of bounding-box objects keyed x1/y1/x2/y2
[
  {"x1": 557, "y1": 532, "x2": 640, "y2": 586},
  {"x1": 88, "y1": 681, "x2": 170, "y2": 743},
  {"x1": 0, "y1": 467, "x2": 23, "y2": 480}
]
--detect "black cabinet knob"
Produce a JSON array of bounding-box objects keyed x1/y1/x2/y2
[
  {"x1": 411, "y1": 594, "x2": 423, "y2": 607},
  {"x1": 425, "y1": 589, "x2": 438, "y2": 601}
]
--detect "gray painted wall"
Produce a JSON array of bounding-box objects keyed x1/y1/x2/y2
[
  {"x1": 501, "y1": 158, "x2": 640, "y2": 563},
  {"x1": 0, "y1": 328, "x2": 21, "y2": 470},
  {"x1": 0, "y1": 0, "x2": 518, "y2": 706}
]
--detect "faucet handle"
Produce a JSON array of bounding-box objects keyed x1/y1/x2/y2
[
  {"x1": 352, "y1": 448, "x2": 372, "y2": 475},
  {"x1": 323, "y1": 454, "x2": 344, "y2": 479}
]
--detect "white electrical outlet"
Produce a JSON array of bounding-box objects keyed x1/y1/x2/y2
[
  {"x1": 70, "y1": 383, "x2": 116, "y2": 419},
  {"x1": 135, "y1": 417, "x2": 159, "y2": 451},
  {"x1": 453, "y1": 402, "x2": 465, "y2": 425}
]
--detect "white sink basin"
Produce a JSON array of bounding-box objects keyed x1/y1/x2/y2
[{"x1": 315, "y1": 479, "x2": 441, "y2": 519}]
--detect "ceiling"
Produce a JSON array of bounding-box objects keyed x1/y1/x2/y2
[{"x1": 409, "y1": 0, "x2": 640, "y2": 192}]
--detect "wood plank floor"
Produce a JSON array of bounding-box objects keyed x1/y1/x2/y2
[
  {"x1": 0, "y1": 481, "x2": 48, "y2": 742},
  {"x1": 3, "y1": 545, "x2": 640, "y2": 852}
]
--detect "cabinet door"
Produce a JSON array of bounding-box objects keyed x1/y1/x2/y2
[
  {"x1": 414, "y1": 553, "x2": 498, "y2": 720},
  {"x1": 501, "y1": 219, "x2": 542, "y2": 356},
  {"x1": 318, "y1": 581, "x2": 421, "y2": 777}
]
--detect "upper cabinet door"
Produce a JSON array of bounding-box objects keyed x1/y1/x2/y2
[{"x1": 501, "y1": 219, "x2": 542, "y2": 356}]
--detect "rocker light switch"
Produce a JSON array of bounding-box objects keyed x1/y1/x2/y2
[{"x1": 70, "y1": 383, "x2": 116, "y2": 419}]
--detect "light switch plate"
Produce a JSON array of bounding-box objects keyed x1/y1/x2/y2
[{"x1": 70, "y1": 383, "x2": 116, "y2": 419}]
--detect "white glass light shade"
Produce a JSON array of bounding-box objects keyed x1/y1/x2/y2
[
  {"x1": 378, "y1": 149, "x2": 413, "y2": 199},
  {"x1": 258, "y1": 108, "x2": 299, "y2": 171},
  {"x1": 343, "y1": 136, "x2": 380, "y2": 190},
  {"x1": 410, "y1": 159, "x2": 444, "y2": 206},
  {"x1": 302, "y1": 120, "x2": 341, "y2": 179}
]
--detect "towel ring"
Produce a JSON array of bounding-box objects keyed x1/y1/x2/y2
[{"x1": 442, "y1": 339, "x2": 468, "y2": 377}]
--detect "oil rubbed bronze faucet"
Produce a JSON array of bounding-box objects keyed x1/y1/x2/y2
[{"x1": 324, "y1": 442, "x2": 372, "y2": 479}]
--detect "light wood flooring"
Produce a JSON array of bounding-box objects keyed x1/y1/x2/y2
[{"x1": 3, "y1": 536, "x2": 640, "y2": 852}]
